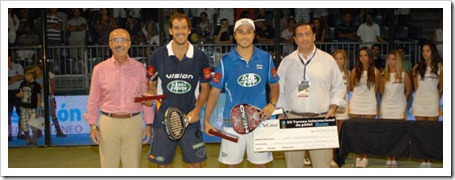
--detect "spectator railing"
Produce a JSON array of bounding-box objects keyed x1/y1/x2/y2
[{"x1": 8, "y1": 41, "x2": 421, "y2": 93}]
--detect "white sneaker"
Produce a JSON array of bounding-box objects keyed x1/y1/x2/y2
[
  {"x1": 360, "y1": 158, "x2": 368, "y2": 168},
  {"x1": 355, "y1": 158, "x2": 362, "y2": 168},
  {"x1": 419, "y1": 162, "x2": 427, "y2": 168},
  {"x1": 385, "y1": 160, "x2": 392, "y2": 168},
  {"x1": 390, "y1": 160, "x2": 398, "y2": 168},
  {"x1": 303, "y1": 157, "x2": 312, "y2": 166},
  {"x1": 330, "y1": 160, "x2": 339, "y2": 168},
  {"x1": 426, "y1": 162, "x2": 433, "y2": 168}
]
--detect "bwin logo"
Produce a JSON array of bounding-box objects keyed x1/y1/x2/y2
[
  {"x1": 166, "y1": 73, "x2": 194, "y2": 79},
  {"x1": 237, "y1": 73, "x2": 261, "y2": 87}
]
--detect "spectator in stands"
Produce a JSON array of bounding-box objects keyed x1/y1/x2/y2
[
  {"x1": 85, "y1": 28, "x2": 153, "y2": 168},
  {"x1": 396, "y1": 45, "x2": 412, "y2": 76},
  {"x1": 112, "y1": 8, "x2": 127, "y2": 28},
  {"x1": 356, "y1": 13, "x2": 384, "y2": 47},
  {"x1": 9, "y1": 8, "x2": 20, "y2": 46},
  {"x1": 331, "y1": 49, "x2": 351, "y2": 168},
  {"x1": 432, "y1": 18, "x2": 443, "y2": 58},
  {"x1": 312, "y1": 8, "x2": 329, "y2": 30},
  {"x1": 412, "y1": 41, "x2": 443, "y2": 168},
  {"x1": 17, "y1": 24, "x2": 39, "y2": 47},
  {"x1": 18, "y1": 9, "x2": 34, "y2": 36},
  {"x1": 143, "y1": 19, "x2": 159, "y2": 60},
  {"x1": 16, "y1": 67, "x2": 42, "y2": 146},
  {"x1": 46, "y1": 8, "x2": 63, "y2": 60},
  {"x1": 235, "y1": 8, "x2": 255, "y2": 20},
  {"x1": 254, "y1": 17, "x2": 275, "y2": 44},
  {"x1": 125, "y1": 15, "x2": 143, "y2": 45},
  {"x1": 294, "y1": 8, "x2": 311, "y2": 23},
  {"x1": 8, "y1": 53, "x2": 25, "y2": 141},
  {"x1": 371, "y1": 44, "x2": 385, "y2": 71},
  {"x1": 349, "y1": 46, "x2": 381, "y2": 168},
  {"x1": 219, "y1": 8, "x2": 235, "y2": 26},
  {"x1": 34, "y1": 65, "x2": 67, "y2": 137},
  {"x1": 335, "y1": 12, "x2": 358, "y2": 42},
  {"x1": 96, "y1": 8, "x2": 118, "y2": 45},
  {"x1": 379, "y1": 50, "x2": 412, "y2": 168},
  {"x1": 213, "y1": 18, "x2": 234, "y2": 53},
  {"x1": 280, "y1": 17, "x2": 296, "y2": 55},
  {"x1": 196, "y1": 12, "x2": 213, "y2": 44},
  {"x1": 312, "y1": 18, "x2": 326, "y2": 42},
  {"x1": 67, "y1": 8, "x2": 87, "y2": 61}
]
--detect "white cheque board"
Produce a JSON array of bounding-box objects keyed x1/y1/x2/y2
[{"x1": 254, "y1": 117, "x2": 339, "y2": 152}]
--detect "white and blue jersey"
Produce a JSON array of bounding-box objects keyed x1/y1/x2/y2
[
  {"x1": 210, "y1": 45, "x2": 279, "y2": 125},
  {"x1": 150, "y1": 41, "x2": 212, "y2": 127}
]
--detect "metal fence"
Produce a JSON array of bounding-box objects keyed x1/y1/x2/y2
[{"x1": 8, "y1": 41, "x2": 421, "y2": 93}]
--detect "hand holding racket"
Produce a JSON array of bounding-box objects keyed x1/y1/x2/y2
[
  {"x1": 230, "y1": 104, "x2": 284, "y2": 134},
  {"x1": 134, "y1": 67, "x2": 166, "y2": 103}
]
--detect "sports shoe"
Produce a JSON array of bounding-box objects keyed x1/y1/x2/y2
[
  {"x1": 355, "y1": 158, "x2": 362, "y2": 168},
  {"x1": 385, "y1": 160, "x2": 392, "y2": 168},
  {"x1": 303, "y1": 157, "x2": 312, "y2": 166},
  {"x1": 330, "y1": 160, "x2": 339, "y2": 168},
  {"x1": 419, "y1": 162, "x2": 427, "y2": 168},
  {"x1": 390, "y1": 160, "x2": 398, "y2": 168}
]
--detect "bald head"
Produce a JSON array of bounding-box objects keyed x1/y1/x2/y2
[{"x1": 110, "y1": 28, "x2": 130, "y2": 40}]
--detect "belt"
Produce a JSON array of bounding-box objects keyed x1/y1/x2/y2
[
  {"x1": 101, "y1": 111, "x2": 141, "y2": 119},
  {"x1": 288, "y1": 111, "x2": 327, "y2": 117}
]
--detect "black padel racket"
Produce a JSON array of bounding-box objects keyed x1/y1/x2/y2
[{"x1": 164, "y1": 107, "x2": 189, "y2": 141}]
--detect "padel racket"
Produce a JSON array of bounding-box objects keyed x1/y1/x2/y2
[
  {"x1": 134, "y1": 69, "x2": 166, "y2": 102},
  {"x1": 230, "y1": 104, "x2": 284, "y2": 134},
  {"x1": 164, "y1": 107, "x2": 189, "y2": 141},
  {"x1": 208, "y1": 129, "x2": 239, "y2": 143}
]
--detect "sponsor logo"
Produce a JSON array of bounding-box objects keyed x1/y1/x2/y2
[
  {"x1": 167, "y1": 80, "x2": 191, "y2": 94},
  {"x1": 203, "y1": 67, "x2": 212, "y2": 80},
  {"x1": 256, "y1": 64, "x2": 263, "y2": 70},
  {"x1": 221, "y1": 152, "x2": 228, "y2": 157},
  {"x1": 213, "y1": 72, "x2": 222, "y2": 84},
  {"x1": 196, "y1": 148, "x2": 206, "y2": 158},
  {"x1": 166, "y1": 73, "x2": 194, "y2": 79},
  {"x1": 260, "y1": 122, "x2": 279, "y2": 128},
  {"x1": 237, "y1": 73, "x2": 261, "y2": 87},
  {"x1": 156, "y1": 156, "x2": 165, "y2": 162},
  {"x1": 192, "y1": 142, "x2": 205, "y2": 149},
  {"x1": 149, "y1": 155, "x2": 155, "y2": 159},
  {"x1": 271, "y1": 67, "x2": 278, "y2": 79}
]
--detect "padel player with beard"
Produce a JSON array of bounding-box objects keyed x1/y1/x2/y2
[
  {"x1": 147, "y1": 13, "x2": 211, "y2": 168},
  {"x1": 85, "y1": 28, "x2": 154, "y2": 168},
  {"x1": 203, "y1": 18, "x2": 280, "y2": 168}
]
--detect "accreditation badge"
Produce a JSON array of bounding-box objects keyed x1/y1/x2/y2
[{"x1": 297, "y1": 80, "x2": 310, "y2": 98}]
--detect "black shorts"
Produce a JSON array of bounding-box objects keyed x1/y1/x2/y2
[{"x1": 148, "y1": 123, "x2": 207, "y2": 165}]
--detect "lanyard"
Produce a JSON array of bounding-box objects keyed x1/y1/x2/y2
[{"x1": 298, "y1": 50, "x2": 317, "y2": 80}]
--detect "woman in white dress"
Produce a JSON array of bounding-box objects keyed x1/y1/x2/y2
[
  {"x1": 379, "y1": 50, "x2": 412, "y2": 168},
  {"x1": 349, "y1": 46, "x2": 381, "y2": 168},
  {"x1": 331, "y1": 49, "x2": 350, "y2": 167},
  {"x1": 412, "y1": 41, "x2": 443, "y2": 168}
]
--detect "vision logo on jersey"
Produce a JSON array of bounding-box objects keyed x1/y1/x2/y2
[
  {"x1": 237, "y1": 73, "x2": 261, "y2": 87},
  {"x1": 167, "y1": 80, "x2": 191, "y2": 94}
]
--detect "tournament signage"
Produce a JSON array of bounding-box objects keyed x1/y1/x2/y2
[{"x1": 254, "y1": 117, "x2": 339, "y2": 152}]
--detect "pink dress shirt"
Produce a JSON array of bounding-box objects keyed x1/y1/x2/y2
[{"x1": 85, "y1": 56, "x2": 154, "y2": 125}]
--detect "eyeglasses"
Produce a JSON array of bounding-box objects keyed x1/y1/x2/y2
[{"x1": 109, "y1": 38, "x2": 130, "y2": 43}]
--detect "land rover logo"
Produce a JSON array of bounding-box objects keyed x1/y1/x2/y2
[
  {"x1": 237, "y1": 73, "x2": 261, "y2": 87},
  {"x1": 167, "y1": 80, "x2": 191, "y2": 94}
]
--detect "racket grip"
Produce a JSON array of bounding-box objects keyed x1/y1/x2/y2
[
  {"x1": 134, "y1": 94, "x2": 167, "y2": 103},
  {"x1": 208, "y1": 129, "x2": 238, "y2": 143}
]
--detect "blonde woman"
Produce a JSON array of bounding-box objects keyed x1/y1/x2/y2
[
  {"x1": 379, "y1": 50, "x2": 412, "y2": 167},
  {"x1": 331, "y1": 49, "x2": 350, "y2": 167}
]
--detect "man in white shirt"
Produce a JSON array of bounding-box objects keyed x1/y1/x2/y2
[
  {"x1": 276, "y1": 23, "x2": 346, "y2": 168},
  {"x1": 356, "y1": 13, "x2": 384, "y2": 48}
]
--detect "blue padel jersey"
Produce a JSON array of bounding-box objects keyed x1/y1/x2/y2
[
  {"x1": 210, "y1": 45, "x2": 279, "y2": 122},
  {"x1": 150, "y1": 41, "x2": 211, "y2": 127}
]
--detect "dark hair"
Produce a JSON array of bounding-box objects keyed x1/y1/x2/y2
[
  {"x1": 372, "y1": 44, "x2": 381, "y2": 51},
  {"x1": 170, "y1": 13, "x2": 191, "y2": 29},
  {"x1": 293, "y1": 23, "x2": 316, "y2": 37},
  {"x1": 415, "y1": 41, "x2": 442, "y2": 80},
  {"x1": 200, "y1": 12, "x2": 207, "y2": 17},
  {"x1": 353, "y1": 46, "x2": 376, "y2": 89},
  {"x1": 25, "y1": 66, "x2": 37, "y2": 79}
]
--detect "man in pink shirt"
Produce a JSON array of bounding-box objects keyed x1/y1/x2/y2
[{"x1": 85, "y1": 28, "x2": 154, "y2": 168}]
